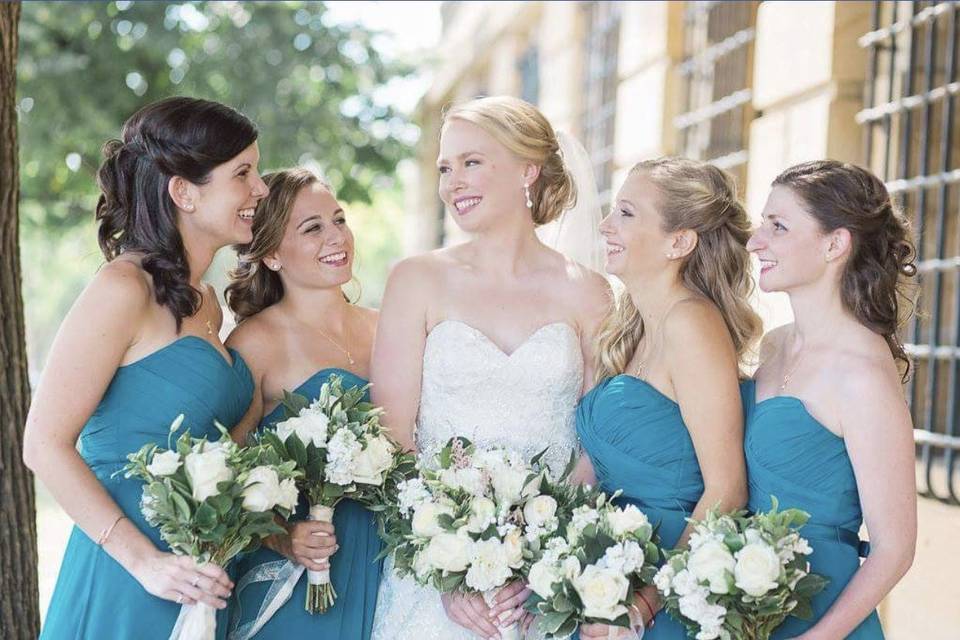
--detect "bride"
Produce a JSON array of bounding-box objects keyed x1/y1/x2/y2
[{"x1": 369, "y1": 96, "x2": 611, "y2": 639}]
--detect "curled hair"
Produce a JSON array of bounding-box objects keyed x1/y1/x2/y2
[
  {"x1": 773, "y1": 160, "x2": 917, "y2": 378},
  {"x1": 95, "y1": 97, "x2": 258, "y2": 329},
  {"x1": 225, "y1": 168, "x2": 326, "y2": 323},
  {"x1": 595, "y1": 157, "x2": 762, "y2": 383},
  {"x1": 442, "y1": 96, "x2": 576, "y2": 225}
]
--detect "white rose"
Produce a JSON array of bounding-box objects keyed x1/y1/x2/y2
[
  {"x1": 147, "y1": 450, "x2": 182, "y2": 476},
  {"x1": 184, "y1": 448, "x2": 233, "y2": 502},
  {"x1": 465, "y1": 538, "x2": 513, "y2": 591},
  {"x1": 571, "y1": 565, "x2": 630, "y2": 621},
  {"x1": 423, "y1": 532, "x2": 472, "y2": 572},
  {"x1": 411, "y1": 501, "x2": 454, "y2": 538},
  {"x1": 502, "y1": 526, "x2": 524, "y2": 569},
  {"x1": 490, "y1": 465, "x2": 529, "y2": 506},
  {"x1": 242, "y1": 466, "x2": 282, "y2": 512},
  {"x1": 276, "y1": 477, "x2": 299, "y2": 511},
  {"x1": 528, "y1": 559, "x2": 562, "y2": 598},
  {"x1": 353, "y1": 435, "x2": 394, "y2": 485},
  {"x1": 276, "y1": 412, "x2": 329, "y2": 448},
  {"x1": 688, "y1": 539, "x2": 736, "y2": 594},
  {"x1": 523, "y1": 495, "x2": 558, "y2": 529},
  {"x1": 605, "y1": 504, "x2": 650, "y2": 537},
  {"x1": 466, "y1": 497, "x2": 497, "y2": 533},
  {"x1": 734, "y1": 542, "x2": 782, "y2": 597}
]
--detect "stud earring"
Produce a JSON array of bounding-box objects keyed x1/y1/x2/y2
[{"x1": 524, "y1": 183, "x2": 533, "y2": 209}]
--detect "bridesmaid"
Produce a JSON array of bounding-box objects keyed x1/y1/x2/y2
[
  {"x1": 23, "y1": 97, "x2": 268, "y2": 639},
  {"x1": 224, "y1": 168, "x2": 381, "y2": 640},
  {"x1": 744, "y1": 160, "x2": 916, "y2": 639},
  {"x1": 577, "y1": 158, "x2": 761, "y2": 639}
]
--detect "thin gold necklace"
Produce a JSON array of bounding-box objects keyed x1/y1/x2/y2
[
  {"x1": 779, "y1": 346, "x2": 805, "y2": 392},
  {"x1": 315, "y1": 319, "x2": 355, "y2": 365}
]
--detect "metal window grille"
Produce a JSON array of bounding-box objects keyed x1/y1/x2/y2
[
  {"x1": 675, "y1": 1, "x2": 757, "y2": 190},
  {"x1": 518, "y1": 45, "x2": 539, "y2": 106},
  {"x1": 859, "y1": 0, "x2": 960, "y2": 504},
  {"x1": 582, "y1": 1, "x2": 620, "y2": 205}
]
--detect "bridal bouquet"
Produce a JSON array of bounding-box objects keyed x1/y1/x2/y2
[
  {"x1": 524, "y1": 492, "x2": 660, "y2": 639},
  {"x1": 653, "y1": 500, "x2": 828, "y2": 640},
  {"x1": 124, "y1": 415, "x2": 300, "y2": 640},
  {"x1": 258, "y1": 373, "x2": 411, "y2": 614},
  {"x1": 382, "y1": 437, "x2": 567, "y2": 640}
]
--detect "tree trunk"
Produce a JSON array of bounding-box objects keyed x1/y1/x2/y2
[{"x1": 0, "y1": 3, "x2": 40, "y2": 638}]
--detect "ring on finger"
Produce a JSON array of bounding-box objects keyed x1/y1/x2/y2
[
  {"x1": 192, "y1": 576, "x2": 200, "y2": 588},
  {"x1": 176, "y1": 593, "x2": 183, "y2": 604}
]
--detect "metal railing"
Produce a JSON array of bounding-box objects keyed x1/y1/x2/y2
[
  {"x1": 675, "y1": 1, "x2": 757, "y2": 191},
  {"x1": 860, "y1": 0, "x2": 960, "y2": 504}
]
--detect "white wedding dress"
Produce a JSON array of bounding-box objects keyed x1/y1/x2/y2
[{"x1": 370, "y1": 318, "x2": 584, "y2": 640}]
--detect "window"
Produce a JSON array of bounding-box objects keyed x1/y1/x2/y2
[
  {"x1": 675, "y1": 1, "x2": 758, "y2": 190},
  {"x1": 860, "y1": 0, "x2": 960, "y2": 504},
  {"x1": 582, "y1": 1, "x2": 621, "y2": 205},
  {"x1": 518, "y1": 45, "x2": 539, "y2": 106}
]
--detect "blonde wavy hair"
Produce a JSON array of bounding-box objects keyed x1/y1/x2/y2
[
  {"x1": 442, "y1": 95, "x2": 576, "y2": 226},
  {"x1": 595, "y1": 157, "x2": 762, "y2": 383},
  {"x1": 225, "y1": 167, "x2": 334, "y2": 323}
]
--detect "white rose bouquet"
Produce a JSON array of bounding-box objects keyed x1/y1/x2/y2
[
  {"x1": 123, "y1": 415, "x2": 300, "y2": 640},
  {"x1": 381, "y1": 437, "x2": 554, "y2": 640},
  {"x1": 258, "y1": 374, "x2": 413, "y2": 614},
  {"x1": 654, "y1": 500, "x2": 828, "y2": 640},
  {"x1": 523, "y1": 492, "x2": 660, "y2": 640}
]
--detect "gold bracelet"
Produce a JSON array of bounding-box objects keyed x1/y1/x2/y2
[{"x1": 96, "y1": 514, "x2": 127, "y2": 546}]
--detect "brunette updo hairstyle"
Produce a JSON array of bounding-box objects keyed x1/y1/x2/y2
[
  {"x1": 95, "y1": 96, "x2": 258, "y2": 329},
  {"x1": 442, "y1": 96, "x2": 576, "y2": 225},
  {"x1": 225, "y1": 168, "x2": 329, "y2": 323},
  {"x1": 773, "y1": 160, "x2": 917, "y2": 377}
]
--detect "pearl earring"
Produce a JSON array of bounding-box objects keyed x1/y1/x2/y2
[{"x1": 524, "y1": 183, "x2": 533, "y2": 209}]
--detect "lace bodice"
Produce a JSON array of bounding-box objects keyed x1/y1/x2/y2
[
  {"x1": 372, "y1": 319, "x2": 583, "y2": 640},
  {"x1": 415, "y1": 320, "x2": 583, "y2": 471}
]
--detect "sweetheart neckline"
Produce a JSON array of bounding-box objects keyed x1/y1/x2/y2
[{"x1": 427, "y1": 319, "x2": 578, "y2": 359}]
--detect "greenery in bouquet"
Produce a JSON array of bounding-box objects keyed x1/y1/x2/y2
[
  {"x1": 256, "y1": 373, "x2": 413, "y2": 613},
  {"x1": 523, "y1": 491, "x2": 661, "y2": 639},
  {"x1": 654, "y1": 499, "x2": 829, "y2": 640}
]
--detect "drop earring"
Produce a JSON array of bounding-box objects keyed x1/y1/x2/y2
[{"x1": 524, "y1": 183, "x2": 533, "y2": 209}]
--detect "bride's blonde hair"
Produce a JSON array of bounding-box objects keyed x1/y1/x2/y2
[
  {"x1": 595, "y1": 157, "x2": 762, "y2": 383},
  {"x1": 442, "y1": 96, "x2": 576, "y2": 226}
]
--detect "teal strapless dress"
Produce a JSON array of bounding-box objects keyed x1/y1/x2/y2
[
  {"x1": 743, "y1": 380, "x2": 882, "y2": 639},
  {"x1": 228, "y1": 368, "x2": 382, "y2": 640},
  {"x1": 41, "y1": 336, "x2": 255, "y2": 640},
  {"x1": 577, "y1": 375, "x2": 704, "y2": 639}
]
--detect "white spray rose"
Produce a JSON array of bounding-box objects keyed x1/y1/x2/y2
[
  {"x1": 352, "y1": 434, "x2": 394, "y2": 485},
  {"x1": 276, "y1": 477, "x2": 299, "y2": 511},
  {"x1": 465, "y1": 538, "x2": 513, "y2": 591},
  {"x1": 242, "y1": 466, "x2": 282, "y2": 512},
  {"x1": 502, "y1": 526, "x2": 524, "y2": 569},
  {"x1": 466, "y1": 497, "x2": 497, "y2": 533},
  {"x1": 423, "y1": 532, "x2": 472, "y2": 572},
  {"x1": 490, "y1": 464, "x2": 530, "y2": 507},
  {"x1": 688, "y1": 539, "x2": 736, "y2": 594},
  {"x1": 275, "y1": 411, "x2": 329, "y2": 448},
  {"x1": 184, "y1": 447, "x2": 233, "y2": 502},
  {"x1": 528, "y1": 559, "x2": 562, "y2": 598},
  {"x1": 523, "y1": 495, "x2": 558, "y2": 529},
  {"x1": 605, "y1": 504, "x2": 650, "y2": 537},
  {"x1": 147, "y1": 450, "x2": 182, "y2": 476},
  {"x1": 411, "y1": 501, "x2": 454, "y2": 538},
  {"x1": 734, "y1": 541, "x2": 782, "y2": 597},
  {"x1": 572, "y1": 565, "x2": 630, "y2": 621}
]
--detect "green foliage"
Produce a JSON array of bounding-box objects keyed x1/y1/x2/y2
[
  {"x1": 122, "y1": 419, "x2": 298, "y2": 566},
  {"x1": 16, "y1": 1, "x2": 414, "y2": 232}
]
